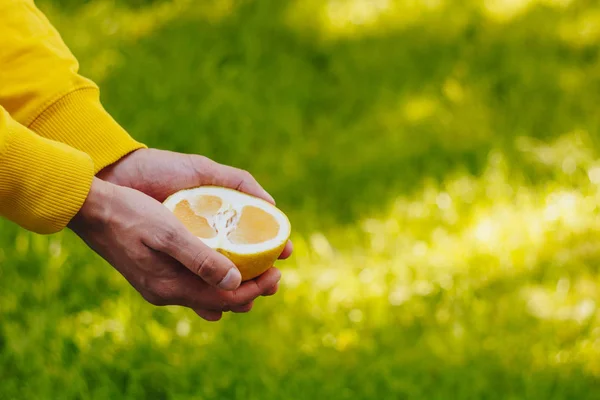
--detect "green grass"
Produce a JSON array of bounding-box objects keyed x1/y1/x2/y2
[{"x1": 2, "y1": 0, "x2": 600, "y2": 398}]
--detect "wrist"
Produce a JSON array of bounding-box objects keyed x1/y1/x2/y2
[
  {"x1": 96, "y1": 148, "x2": 145, "y2": 186},
  {"x1": 68, "y1": 177, "x2": 114, "y2": 231}
]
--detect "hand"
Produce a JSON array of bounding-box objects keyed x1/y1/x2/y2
[
  {"x1": 68, "y1": 178, "x2": 281, "y2": 321},
  {"x1": 97, "y1": 148, "x2": 293, "y2": 258}
]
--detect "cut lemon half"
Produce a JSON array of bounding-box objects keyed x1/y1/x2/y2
[{"x1": 163, "y1": 186, "x2": 291, "y2": 281}]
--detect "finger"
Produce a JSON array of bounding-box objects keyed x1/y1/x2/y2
[
  {"x1": 224, "y1": 267, "x2": 282, "y2": 305},
  {"x1": 230, "y1": 301, "x2": 254, "y2": 313},
  {"x1": 170, "y1": 267, "x2": 281, "y2": 311},
  {"x1": 213, "y1": 164, "x2": 274, "y2": 204},
  {"x1": 263, "y1": 281, "x2": 279, "y2": 296},
  {"x1": 194, "y1": 308, "x2": 223, "y2": 321},
  {"x1": 146, "y1": 223, "x2": 242, "y2": 291},
  {"x1": 191, "y1": 156, "x2": 275, "y2": 204},
  {"x1": 279, "y1": 240, "x2": 293, "y2": 259}
]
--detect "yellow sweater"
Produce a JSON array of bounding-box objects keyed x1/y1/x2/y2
[{"x1": 0, "y1": 0, "x2": 145, "y2": 234}]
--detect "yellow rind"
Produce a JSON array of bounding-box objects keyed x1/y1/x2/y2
[{"x1": 218, "y1": 238, "x2": 288, "y2": 281}]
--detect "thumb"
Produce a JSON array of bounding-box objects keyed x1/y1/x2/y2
[{"x1": 146, "y1": 221, "x2": 242, "y2": 290}]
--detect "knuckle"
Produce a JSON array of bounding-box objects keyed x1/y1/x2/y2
[
  {"x1": 236, "y1": 303, "x2": 253, "y2": 313},
  {"x1": 234, "y1": 169, "x2": 254, "y2": 190},
  {"x1": 231, "y1": 298, "x2": 248, "y2": 308},
  {"x1": 197, "y1": 310, "x2": 222, "y2": 322},
  {"x1": 193, "y1": 251, "x2": 220, "y2": 281},
  {"x1": 190, "y1": 154, "x2": 211, "y2": 165},
  {"x1": 148, "y1": 281, "x2": 178, "y2": 305},
  {"x1": 151, "y1": 227, "x2": 178, "y2": 251},
  {"x1": 196, "y1": 155, "x2": 213, "y2": 166},
  {"x1": 229, "y1": 291, "x2": 252, "y2": 308},
  {"x1": 188, "y1": 154, "x2": 213, "y2": 175},
  {"x1": 240, "y1": 169, "x2": 254, "y2": 182},
  {"x1": 240, "y1": 169, "x2": 253, "y2": 179},
  {"x1": 217, "y1": 292, "x2": 235, "y2": 309},
  {"x1": 141, "y1": 291, "x2": 169, "y2": 306}
]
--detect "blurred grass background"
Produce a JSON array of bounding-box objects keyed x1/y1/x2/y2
[{"x1": 2, "y1": 0, "x2": 600, "y2": 398}]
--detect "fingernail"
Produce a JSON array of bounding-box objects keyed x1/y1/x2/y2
[{"x1": 219, "y1": 268, "x2": 241, "y2": 290}]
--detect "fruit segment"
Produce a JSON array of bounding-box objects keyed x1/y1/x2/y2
[
  {"x1": 164, "y1": 186, "x2": 291, "y2": 281},
  {"x1": 173, "y1": 200, "x2": 216, "y2": 238},
  {"x1": 172, "y1": 195, "x2": 282, "y2": 246},
  {"x1": 228, "y1": 206, "x2": 279, "y2": 245}
]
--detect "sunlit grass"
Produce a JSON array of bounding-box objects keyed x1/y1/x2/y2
[
  {"x1": 3, "y1": 0, "x2": 600, "y2": 398},
  {"x1": 286, "y1": 0, "x2": 450, "y2": 40},
  {"x1": 5, "y1": 132, "x2": 600, "y2": 397},
  {"x1": 481, "y1": 0, "x2": 573, "y2": 22},
  {"x1": 559, "y1": 8, "x2": 600, "y2": 47},
  {"x1": 288, "y1": 130, "x2": 600, "y2": 316},
  {"x1": 285, "y1": 0, "x2": 596, "y2": 44}
]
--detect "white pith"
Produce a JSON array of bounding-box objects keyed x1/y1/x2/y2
[{"x1": 163, "y1": 186, "x2": 291, "y2": 254}]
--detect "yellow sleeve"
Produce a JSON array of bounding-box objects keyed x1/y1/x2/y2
[
  {"x1": 0, "y1": 106, "x2": 94, "y2": 234},
  {"x1": 0, "y1": 0, "x2": 145, "y2": 173}
]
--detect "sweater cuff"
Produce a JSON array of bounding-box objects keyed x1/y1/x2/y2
[
  {"x1": 0, "y1": 119, "x2": 94, "y2": 234},
  {"x1": 29, "y1": 87, "x2": 146, "y2": 173}
]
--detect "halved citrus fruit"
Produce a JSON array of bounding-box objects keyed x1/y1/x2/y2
[{"x1": 163, "y1": 186, "x2": 291, "y2": 281}]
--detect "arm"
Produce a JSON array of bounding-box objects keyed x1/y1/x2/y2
[
  {"x1": 0, "y1": 0, "x2": 144, "y2": 172},
  {"x1": 0, "y1": 1, "x2": 286, "y2": 319},
  {"x1": 0, "y1": 106, "x2": 280, "y2": 320},
  {"x1": 0, "y1": 105, "x2": 93, "y2": 233}
]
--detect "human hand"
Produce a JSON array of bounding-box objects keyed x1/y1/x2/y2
[
  {"x1": 97, "y1": 148, "x2": 293, "y2": 258},
  {"x1": 68, "y1": 178, "x2": 281, "y2": 321}
]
